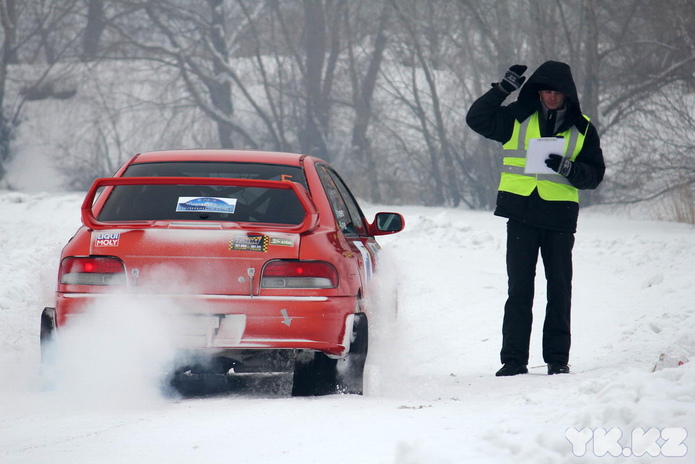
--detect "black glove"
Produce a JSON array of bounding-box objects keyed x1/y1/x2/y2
[
  {"x1": 498, "y1": 64, "x2": 527, "y2": 94},
  {"x1": 545, "y1": 154, "x2": 573, "y2": 177}
]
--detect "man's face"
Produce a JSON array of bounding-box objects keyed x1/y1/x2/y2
[{"x1": 539, "y1": 90, "x2": 566, "y2": 110}]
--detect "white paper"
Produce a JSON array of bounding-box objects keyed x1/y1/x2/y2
[{"x1": 525, "y1": 137, "x2": 566, "y2": 174}]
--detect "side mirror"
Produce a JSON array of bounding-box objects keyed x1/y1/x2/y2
[{"x1": 370, "y1": 212, "x2": 405, "y2": 235}]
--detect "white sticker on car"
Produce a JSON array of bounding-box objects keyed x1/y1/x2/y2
[
  {"x1": 269, "y1": 237, "x2": 294, "y2": 247},
  {"x1": 176, "y1": 197, "x2": 237, "y2": 213}
]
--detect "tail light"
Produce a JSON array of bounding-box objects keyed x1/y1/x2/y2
[
  {"x1": 60, "y1": 256, "x2": 126, "y2": 286},
  {"x1": 261, "y1": 260, "x2": 338, "y2": 289}
]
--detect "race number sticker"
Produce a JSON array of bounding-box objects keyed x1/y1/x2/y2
[
  {"x1": 229, "y1": 234, "x2": 268, "y2": 252},
  {"x1": 176, "y1": 197, "x2": 237, "y2": 214}
]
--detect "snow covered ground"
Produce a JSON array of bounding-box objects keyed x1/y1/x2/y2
[{"x1": 0, "y1": 191, "x2": 693, "y2": 463}]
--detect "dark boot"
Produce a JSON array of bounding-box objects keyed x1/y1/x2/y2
[
  {"x1": 495, "y1": 361, "x2": 528, "y2": 377},
  {"x1": 548, "y1": 363, "x2": 570, "y2": 375}
]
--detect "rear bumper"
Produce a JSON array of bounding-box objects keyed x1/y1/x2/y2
[{"x1": 55, "y1": 292, "x2": 356, "y2": 357}]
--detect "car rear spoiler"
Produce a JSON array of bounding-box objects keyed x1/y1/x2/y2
[{"x1": 81, "y1": 176, "x2": 320, "y2": 233}]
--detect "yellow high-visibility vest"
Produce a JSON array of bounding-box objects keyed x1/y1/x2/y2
[{"x1": 500, "y1": 112, "x2": 589, "y2": 203}]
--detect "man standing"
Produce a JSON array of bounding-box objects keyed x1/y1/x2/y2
[{"x1": 466, "y1": 61, "x2": 605, "y2": 376}]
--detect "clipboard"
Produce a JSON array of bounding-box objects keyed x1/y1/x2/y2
[{"x1": 525, "y1": 137, "x2": 566, "y2": 174}]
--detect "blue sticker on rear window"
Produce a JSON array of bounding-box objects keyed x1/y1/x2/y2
[{"x1": 176, "y1": 197, "x2": 237, "y2": 213}]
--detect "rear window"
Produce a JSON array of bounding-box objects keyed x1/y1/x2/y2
[{"x1": 97, "y1": 162, "x2": 306, "y2": 225}]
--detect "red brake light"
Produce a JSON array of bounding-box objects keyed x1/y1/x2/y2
[
  {"x1": 262, "y1": 260, "x2": 338, "y2": 289},
  {"x1": 60, "y1": 257, "x2": 126, "y2": 286}
]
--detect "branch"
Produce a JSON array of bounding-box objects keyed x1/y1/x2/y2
[{"x1": 604, "y1": 55, "x2": 695, "y2": 115}]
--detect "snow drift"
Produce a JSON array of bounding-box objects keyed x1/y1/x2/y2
[{"x1": 1, "y1": 192, "x2": 693, "y2": 463}]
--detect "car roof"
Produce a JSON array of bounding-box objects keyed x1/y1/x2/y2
[{"x1": 130, "y1": 149, "x2": 311, "y2": 167}]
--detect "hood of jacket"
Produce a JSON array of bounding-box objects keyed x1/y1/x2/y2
[{"x1": 513, "y1": 61, "x2": 583, "y2": 129}]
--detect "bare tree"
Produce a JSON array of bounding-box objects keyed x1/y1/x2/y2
[
  {"x1": 1, "y1": 0, "x2": 693, "y2": 219},
  {"x1": 611, "y1": 89, "x2": 695, "y2": 205},
  {"x1": 344, "y1": 2, "x2": 390, "y2": 202},
  {"x1": 0, "y1": 0, "x2": 82, "y2": 182},
  {"x1": 599, "y1": 0, "x2": 695, "y2": 133},
  {"x1": 106, "y1": 1, "x2": 266, "y2": 148},
  {"x1": 381, "y1": 0, "x2": 464, "y2": 206},
  {"x1": 297, "y1": 0, "x2": 332, "y2": 158}
]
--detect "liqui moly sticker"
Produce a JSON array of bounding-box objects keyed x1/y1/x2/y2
[{"x1": 95, "y1": 232, "x2": 120, "y2": 247}]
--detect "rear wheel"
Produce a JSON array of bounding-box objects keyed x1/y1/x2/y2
[
  {"x1": 40, "y1": 307, "x2": 57, "y2": 388},
  {"x1": 40, "y1": 307, "x2": 56, "y2": 361},
  {"x1": 336, "y1": 313, "x2": 368, "y2": 394},
  {"x1": 291, "y1": 313, "x2": 368, "y2": 396},
  {"x1": 291, "y1": 351, "x2": 338, "y2": 396}
]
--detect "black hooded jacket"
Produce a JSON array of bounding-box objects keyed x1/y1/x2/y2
[{"x1": 466, "y1": 61, "x2": 605, "y2": 233}]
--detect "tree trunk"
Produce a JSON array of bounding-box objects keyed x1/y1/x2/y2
[
  {"x1": 301, "y1": 0, "x2": 329, "y2": 159},
  {"x1": 207, "y1": 0, "x2": 234, "y2": 148},
  {"x1": 83, "y1": 0, "x2": 105, "y2": 61},
  {"x1": 350, "y1": 4, "x2": 390, "y2": 203},
  {"x1": 582, "y1": 0, "x2": 600, "y2": 131},
  {"x1": 0, "y1": 0, "x2": 17, "y2": 179}
]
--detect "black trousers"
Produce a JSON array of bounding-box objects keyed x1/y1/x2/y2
[{"x1": 501, "y1": 220, "x2": 574, "y2": 365}]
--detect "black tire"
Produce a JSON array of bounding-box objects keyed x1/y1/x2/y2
[
  {"x1": 291, "y1": 313, "x2": 368, "y2": 396},
  {"x1": 40, "y1": 307, "x2": 57, "y2": 389},
  {"x1": 336, "y1": 313, "x2": 368, "y2": 395},
  {"x1": 40, "y1": 307, "x2": 56, "y2": 362},
  {"x1": 291, "y1": 350, "x2": 338, "y2": 396}
]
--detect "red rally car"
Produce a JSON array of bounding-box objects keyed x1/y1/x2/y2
[{"x1": 41, "y1": 150, "x2": 404, "y2": 396}]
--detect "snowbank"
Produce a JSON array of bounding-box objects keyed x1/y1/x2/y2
[{"x1": 0, "y1": 192, "x2": 693, "y2": 463}]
